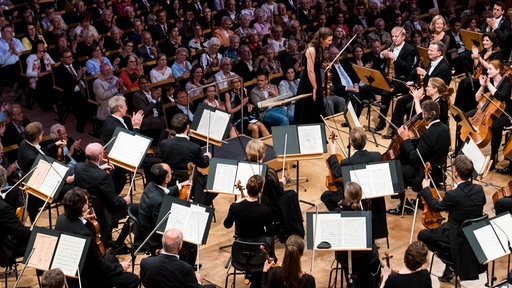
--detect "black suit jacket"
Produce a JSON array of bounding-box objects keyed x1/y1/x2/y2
[
  {"x1": 327, "y1": 150, "x2": 387, "y2": 239},
  {"x1": 232, "y1": 60, "x2": 257, "y2": 82},
  {"x1": 132, "y1": 90, "x2": 165, "y2": 131},
  {"x1": 158, "y1": 136, "x2": 209, "y2": 180},
  {"x1": 483, "y1": 17, "x2": 511, "y2": 60},
  {"x1": 139, "y1": 182, "x2": 178, "y2": 240},
  {"x1": 3, "y1": 119, "x2": 31, "y2": 149},
  {"x1": 409, "y1": 57, "x2": 452, "y2": 86},
  {"x1": 419, "y1": 181, "x2": 486, "y2": 280},
  {"x1": 150, "y1": 23, "x2": 171, "y2": 42},
  {"x1": 54, "y1": 62, "x2": 81, "y2": 95},
  {"x1": 141, "y1": 253, "x2": 202, "y2": 288},
  {"x1": 101, "y1": 115, "x2": 140, "y2": 144},
  {"x1": 55, "y1": 215, "x2": 125, "y2": 288},
  {"x1": 392, "y1": 43, "x2": 417, "y2": 81},
  {"x1": 330, "y1": 62, "x2": 359, "y2": 98},
  {"x1": 136, "y1": 44, "x2": 162, "y2": 63},
  {"x1": 0, "y1": 198, "x2": 30, "y2": 267}
]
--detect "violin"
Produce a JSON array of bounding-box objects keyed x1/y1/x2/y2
[
  {"x1": 84, "y1": 207, "x2": 106, "y2": 256},
  {"x1": 325, "y1": 67, "x2": 332, "y2": 97},
  {"x1": 492, "y1": 180, "x2": 512, "y2": 204},
  {"x1": 382, "y1": 113, "x2": 428, "y2": 160},
  {"x1": 178, "y1": 162, "x2": 195, "y2": 201},
  {"x1": 236, "y1": 179, "x2": 245, "y2": 198},
  {"x1": 325, "y1": 131, "x2": 344, "y2": 191},
  {"x1": 461, "y1": 91, "x2": 505, "y2": 148},
  {"x1": 56, "y1": 129, "x2": 65, "y2": 162},
  {"x1": 385, "y1": 45, "x2": 394, "y2": 82},
  {"x1": 421, "y1": 163, "x2": 444, "y2": 229}
]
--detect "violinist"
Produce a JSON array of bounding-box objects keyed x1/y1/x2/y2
[
  {"x1": 417, "y1": 155, "x2": 486, "y2": 284},
  {"x1": 55, "y1": 187, "x2": 139, "y2": 288},
  {"x1": 410, "y1": 77, "x2": 451, "y2": 126},
  {"x1": 387, "y1": 100, "x2": 450, "y2": 215},
  {"x1": 262, "y1": 235, "x2": 315, "y2": 288},
  {"x1": 453, "y1": 32, "x2": 502, "y2": 113},
  {"x1": 376, "y1": 26, "x2": 417, "y2": 133},
  {"x1": 383, "y1": 40, "x2": 451, "y2": 139},
  {"x1": 47, "y1": 124, "x2": 85, "y2": 166},
  {"x1": 380, "y1": 241, "x2": 432, "y2": 288},
  {"x1": 334, "y1": 182, "x2": 381, "y2": 288},
  {"x1": 322, "y1": 127, "x2": 388, "y2": 240},
  {"x1": 469, "y1": 60, "x2": 511, "y2": 170},
  {"x1": 158, "y1": 113, "x2": 215, "y2": 206}
]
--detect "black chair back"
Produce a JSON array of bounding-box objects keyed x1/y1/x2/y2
[{"x1": 231, "y1": 240, "x2": 267, "y2": 273}]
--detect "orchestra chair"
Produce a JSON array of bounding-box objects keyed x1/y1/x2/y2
[
  {"x1": 126, "y1": 204, "x2": 158, "y2": 272},
  {"x1": 2, "y1": 257, "x2": 23, "y2": 288},
  {"x1": 225, "y1": 240, "x2": 267, "y2": 288},
  {"x1": 328, "y1": 258, "x2": 345, "y2": 288}
]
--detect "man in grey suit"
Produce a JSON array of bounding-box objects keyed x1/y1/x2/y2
[{"x1": 132, "y1": 76, "x2": 165, "y2": 145}]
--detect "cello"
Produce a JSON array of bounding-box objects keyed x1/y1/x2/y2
[
  {"x1": 420, "y1": 162, "x2": 444, "y2": 229},
  {"x1": 84, "y1": 207, "x2": 106, "y2": 255}
]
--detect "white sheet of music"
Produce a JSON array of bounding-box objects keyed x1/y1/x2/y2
[
  {"x1": 51, "y1": 234, "x2": 87, "y2": 277},
  {"x1": 196, "y1": 109, "x2": 230, "y2": 140},
  {"x1": 314, "y1": 213, "x2": 343, "y2": 248},
  {"x1": 490, "y1": 213, "x2": 512, "y2": 252},
  {"x1": 297, "y1": 125, "x2": 324, "y2": 154},
  {"x1": 28, "y1": 233, "x2": 59, "y2": 270},
  {"x1": 313, "y1": 214, "x2": 367, "y2": 250},
  {"x1": 346, "y1": 101, "x2": 361, "y2": 128},
  {"x1": 212, "y1": 163, "x2": 237, "y2": 193},
  {"x1": 473, "y1": 225, "x2": 508, "y2": 262},
  {"x1": 340, "y1": 217, "x2": 367, "y2": 249},
  {"x1": 349, "y1": 163, "x2": 393, "y2": 198},
  {"x1": 109, "y1": 131, "x2": 150, "y2": 168},
  {"x1": 233, "y1": 162, "x2": 263, "y2": 194},
  {"x1": 462, "y1": 138, "x2": 487, "y2": 174},
  {"x1": 39, "y1": 161, "x2": 68, "y2": 197},
  {"x1": 27, "y1": 160, "x2": 51, "y2": 189},
  {"x1": 165, "y1": 203, "x2": 208, "y2": 244}
]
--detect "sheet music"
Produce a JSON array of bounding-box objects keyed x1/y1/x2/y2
[
  {"x1": 340, "y1": 217, "x2": 367, "y2": 249},
  {"x1": 108, "y1": 131, "x2": 150, "y2": 168},
  {"x1": 39, "y1": 161, "x2": 68, "y2": 197},
  {"x1": 346, "y1": 101, "x2": 361, "y2": 128},
  {"x1": 297, "y1": 125, "x2": 324, "y2": 154},
  {"x1": 27, "y1": 160, "x2": 51, "y2": 189},
  {"x1": 196, "y1": 109, "x2": 230, "y2": 140},
  {"x1": 165, "y1": 203, "x2": 208, "y2": 244},
  {"x1": 233, "y1": 162, "x2": 263, "y2": 194},
  {"x1": 473, "y1": 225, "x2": 508, "y2": 262},
  {"x1": 212, "y1": 163, "x2": 237, "y2": 192},
  {"x1": 28, "y1": 233, "x2": 59, "y2": 270},
  {"x1": 313, "y1": 214, "x2": 367, "y2": 249},
  {"x1": 490, "y1": 213, "x2": 512, "y2": 253},
  {"x1": 462, "y1": 138, "x2": 487, "y2": 174},
  {"x1": 51, "y1": 234, "x2": 87, "y2": 276},
  {"x1": 349, "y1": 163, "x2": 394, "y2": 198}
]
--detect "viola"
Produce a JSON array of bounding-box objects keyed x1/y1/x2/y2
[
  {"x1": 421, "y1": 163, "x2": 444, "y2": 229},
  {"x1": 236, "y1": 179, "x2": 245, "y2": 198},
  {"x1": 492, "y1": 180, "x2": 512, "y2": 204},
  {"x1": 461, "y1": 91, "x2": 505, "y2": 148},
  {"x1": 325, "y1": 131, "x2": 344, "y2": 191},
  {"x1": 178, "y1": 162, "x2": 195, "y2": 201},
  {"x1": 382, "y1": 113, "x2": 428, "y2": 160},
  {"x1": 85, "y1": 208, "x2": 106, "y2": 255},
  {"x1": 56, "y1": 129, "x2": 65, "y2": 162}
]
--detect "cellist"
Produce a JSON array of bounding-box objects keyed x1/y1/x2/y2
[
  {"x1": 418, "y1": 155, "x2": 486, "y2": 284},
  {"x1": 387, "y1": 100, "x2": 450, "y2": 215},
  {"x1": 467, "y1": 60, "x2": 511, "y2": 171}
]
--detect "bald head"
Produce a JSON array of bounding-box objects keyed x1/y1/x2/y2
[
  {"x1": 162, "y1": 228, "x2": 183, "y2": 254},
  {"x1": 85, "y1": 142, "x2": 104, "y2": 162}
]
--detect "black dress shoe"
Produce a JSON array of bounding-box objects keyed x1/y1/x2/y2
[
  {"x1": 387, "y1": 204, "x2": 413, "y2": 215},
  {"x1": 439, "y1": 266, "x2": 454, "y2": 282},
  {"x1": 375, "y1": 121, "x2": 386, "y2": 132},
  {"x1": 497, "y1": 167, "x2": 512, "y2": 175}
]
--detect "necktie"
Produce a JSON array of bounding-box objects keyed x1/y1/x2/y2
[
  {"x1": 68, "y1": 66, "x2": 77, "y2": 79},
  {"x1": 336, "y1": 64, "x2": 353, "y2": 87},
  {"x1": 196, "y1": 3, "x2": 202, "y2": 12}
]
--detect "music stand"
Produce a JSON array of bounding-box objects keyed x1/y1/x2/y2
[
  {"x1": 416, "y1": 47, "x2": 429, "y2": 68},
  {"x1": 449, "y1": 104, "x2": 477, "y2": 153},
  {"x1": 351, "y1": 64, "x2": 392, "y2": 144},
  {"x1": 460, "y1": 29, "x2": 483, "y2": 51}
]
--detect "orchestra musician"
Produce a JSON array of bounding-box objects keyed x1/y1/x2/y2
[
  {"x1": 294, "y1": 27, "x2": 333, "y2": 124},
  {"x1": 158, "y1": 113, "x2": 215, "y2": 207},
  {"x1": 383, "y1": 40, "x2": 451, "y2": 139},
  {"x1": 380, "y1": 241, "x2": 432, "y2": 288},
  {"x1": 69, "y1": 142, "x2": 131, "y2": 252},
  {"x1": 138, "y1": 163, "x2": 189, "y2": 249},
  {"x1": 334, "y1": 182, "x2": 381, "y2": 288},
  {"x1": 467, "y1": 60, "x2": 511, "y2": 170},
  {"x1": 417, "y1": 155, "x2": 487, "y2": 284},
  {"x1": 55, "y1": 187, "x2": 139, "y2": 288},
  {"x1": 453, "y1": 32, "x2": 502, "y2": 113},
  {"x1": 376, "y1": 26, "x2": 417, "y2": 133},
  {"x1": 245, "y1": 139, "x2": 304, "y2": 239},
  {"x1": 0, "y1": 166, "x2": 30, "y2": 268},
  {"x1": 41, "y1": 268, "x2": 66, "y2": 288},
  {"x1": 223, "y1": 174, "x2": 275, "y2": 288},
  {"x1": 262, "y1": 235, "x2": 316, "y2": 287},
  {"x1": 481, "y1": 1, "x2": 511, "y2": 63},
  {"x1": 140, "y1": 228, "x2": 216, "y2": 288},
  {"x1": 387, "y1": 100, "x2": 450, "y2": 215},
  {"x1": 410, "y1": 77, "x2": 451, "y2": 126},
  {"x1": 321, "y1": 127, "x2": 388, "y2": 240}
]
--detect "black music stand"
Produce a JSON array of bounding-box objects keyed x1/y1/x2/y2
[{"x1": 352, "y1": 64, "x2": 393, "y2": 145}]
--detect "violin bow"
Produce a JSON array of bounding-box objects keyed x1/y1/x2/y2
[
  {"x1": 415, "y1": 149, "x2": 443, "y2": 200},
  {"x1": 320, "y1": 115, "x2": 348, "y2": 158}
]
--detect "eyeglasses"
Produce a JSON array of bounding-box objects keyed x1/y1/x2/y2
[{"x1": 126, "y1": 45, "x2": 134, "y2": 48}]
